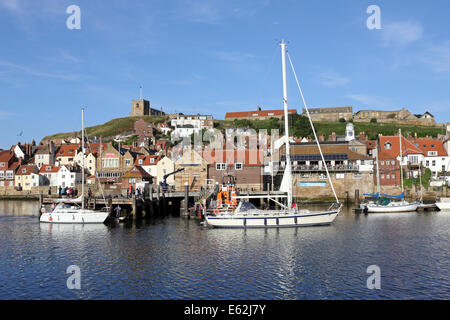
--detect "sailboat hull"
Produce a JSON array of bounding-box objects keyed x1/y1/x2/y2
[
  {"x1": 361, "y1": 202, "x2": 419, "y2": 213},
  {"x1": 40, "y1": 210, "x2": 109, "y2": 224},
  {"x1": 205, "y1": 209, "x2": 339, "y2": 228},
  {"x1": 436, "y1": 198, "x2": 450, "y2": 210}
]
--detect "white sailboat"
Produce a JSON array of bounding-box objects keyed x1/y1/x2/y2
[
  {"x1": 435, "y1": 161, "x2": 450, "y2": 210},
  {"x1": 205, "y1": 41, "x2": 342, "y2": 228},
  {"x1": 361, "y1": 129, "x2": 419, "y2": 213},
  {"x1": 40, "y1": 108, "x2": 110, "y2": 224}
]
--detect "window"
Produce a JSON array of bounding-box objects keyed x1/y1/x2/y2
[
  {"x1": 432, "y1": 160, "x2": 436, "y2": 166},
  {"x1": 384, "y1": 142, "x2": 392, "y2": 150},
  {"x1": 150, "y1": 158, "x2": 155, "y2": 164},
  {"x1": 426, "y1": 160, "x2": 430, "y2": 166},
  {"x1": 22, "y1": 168, "x2": 27, "y2": 173},
  {"x1": 216, "y1": 163, "x2": 227, "y2": 170},
  {"x1": 381, "y1": 161, "x2": 385, "y2": 166},
  {"x1": 381, "y1": 174, "x2": 385, "y2": 179},
  {"x1": 234, "y1": 163, "x2": 243, "y2": 170},
  {"x1": 126, "y1": 159, "x2": 131, "y2": 166},
  {"x1": 428, "y1": 151, "x2": 437, "y2": 156},
  {"x1": 391, "y1": 161, "x2": 395, "y2": 165},
  {"x1": 139, "y1": 159, "x2": 143, "y2": 165},
  {"x1": 386, "y1": 174, "x2": 390, "y2": 179},
  {"x1": 0, "y1": 162, "x2": 5, "y2": 167},
  {"x1": 102, "y1": 158, "x2": 119, "y2": 168},
  {"x1": 392, "y1": 173, "x2": 396, "y2": 179}
]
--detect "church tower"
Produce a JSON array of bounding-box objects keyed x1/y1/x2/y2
[{"x1": 130, "y1": 99, "x2": 150, "y2": 117}]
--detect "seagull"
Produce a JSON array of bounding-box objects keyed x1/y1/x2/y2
[{"x1": 17, "y1": 131, "x2": 23, "y2": 137}]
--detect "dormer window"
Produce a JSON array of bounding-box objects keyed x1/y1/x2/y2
[
  {"x1": 150, "y1": 158, "x2": 155, "y2": 163},
  {"x1": 384, "y1": 142, "x2": 392, "y2": 150},
  {"x1": 138, "y1": 159, "x2": 143, "y2": 165},
  {"x1": 22, "y1": 168, "x2": 27, "y2": 173}
]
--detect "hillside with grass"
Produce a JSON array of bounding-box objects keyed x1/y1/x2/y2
[
  {"x1": 215, "y1": 115, "x2": 446, "y2": 140},
  {"x1": 42, "y1": 115, "x2": 167, "y2": 143},
  {"x1": 42, "y1": 114, "x2": 445, "y2": 145}
]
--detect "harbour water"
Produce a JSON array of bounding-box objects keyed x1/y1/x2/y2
[{"x1": 0, "y1": 200, "x2": 449, "y2": 300}]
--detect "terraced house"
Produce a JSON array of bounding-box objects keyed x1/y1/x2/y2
[
  {"x1": 95, "y1": 143, "x2": 136, "y2": 183},
  {"x1": 55, "y1": 144, "x2": 80, "y2": 166},
  {"x1": 14, "y1": 165, "x2": 40, "y2": 191},
  {"x1": 0, "y1": 150, "x2": 20, "y2": 187}
]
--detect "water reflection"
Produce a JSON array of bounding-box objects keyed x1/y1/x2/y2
[{"x1": 0, "y1": 200, "x2": 449, "y2": 299}]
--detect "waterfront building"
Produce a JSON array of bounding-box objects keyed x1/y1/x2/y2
[
  {"x1": 56, "y1": 165, "x2": 82, "y2": 189},
  {"x1": 0, "y1": 151, "x2": 20, "y2": 187},
  {"x1": 95, "y1": 143, "x2": 136, "y2": 184},
  {"x1": 134, "y1": 155, "x2": 161, "y2": 179},
  {"x1": 379, "y1": 135, "x2": 424, "y2": 174},
  {"x1": 377, "y1": 151, "x2": 401, "y2": 186},
  {"x1": 274, "y1": 142, "x2": 374, "y2": 199},
  {"x1": 174, "y1": 149, "x2": 208, "y2": 191},
  {"x1": 203, "y1": 149, "x2": 264, "y2": 192},
  {"x1": 120, "y1": 166, "x2": 153, "y2": 191},
  {"x1": 225, "y1": 106, "x2": 297, "y2": 121},
  {"x1": 14, "y1": 165, "x2": 39, "y2": 191},
  {"x1": 413, "y1": 138, "x2": 449, "y2": 176},
  {"x1": 39, "y1": 164, "x2": 60, "y2": 186},
  {"x1": 156, "y1": 156, "x2": 175, "y2": 186}
]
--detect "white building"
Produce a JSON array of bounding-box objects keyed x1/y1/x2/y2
[
  {"x1": 414, "y1": 138, "x2": 450, "y2": 176},
  {"x1": 39, "y1": 165, "x2": 60, "y2": 186},
  {"x1": 57, "y1": 166, "x2": 82, "y2": 188},
  {"x1": 170, "y1": 114, "x2": 213, "y2": 138},
  {"x1": 34, "y1": 143, "x2": 56, "y2": 168}
]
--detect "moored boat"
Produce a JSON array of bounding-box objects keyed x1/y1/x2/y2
[{"x1": 205, "y1": 41, "x2": 343, "y2": 228}]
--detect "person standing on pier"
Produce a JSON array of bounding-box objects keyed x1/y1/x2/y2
[{"x1": 114, "y1": 205, "x2": 121, "y2": 219}]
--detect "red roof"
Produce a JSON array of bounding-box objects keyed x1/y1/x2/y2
[
  {"x1": 56, "y1": 144, "x2": 80, "y2": 157},
  {"x1": 225, "y1": 109, "x2": 297, "y2": 119},
  {"x1": 134, "y1": 155, "x2": 161, "y2": 166},
  {"x1": 16, "y1": 165, "x2": 38, "y2": 176},
  {"x1": 39, "y1": 165, "x2": 60, "y2": 174},
  {"x1": 0, "y1": 150, "x2": 14, "y2": 164},
  {"x1": 413, "y1": 138, "x2": 447, "y2": 157},
  {"x1": 202, "y1": 149, "x2": 264, "y2": 166},
  {"x1": 365, "y1": 140, "x2": 377, "y2": 150},
  {"x1": 379, "y1": 136, "x2": 423, "y2": 158}
]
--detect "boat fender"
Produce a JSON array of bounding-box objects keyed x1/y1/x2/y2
[{"x1": 214, "y1": 209, "x2": 219, "y2": 215}]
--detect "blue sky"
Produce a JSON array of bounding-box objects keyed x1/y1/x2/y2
[{"x1": 1, "y1": 0, "x2": 450, "y2": 148}]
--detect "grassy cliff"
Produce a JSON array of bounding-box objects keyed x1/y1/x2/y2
[{"x1": 42, "y1": 115, "x2": 167, "y2": 142}]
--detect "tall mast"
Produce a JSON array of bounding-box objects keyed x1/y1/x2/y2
[
  {"x1": 280, "y1": 40, "x2": 292, "y2": 208},
  {"x1": 399, "y1": 128, "x2": 404, "y2": 196},
  {"x1": 81, "y1": 108, "x2": 85, "y2": 210},
  {"x1": 375, "y1": 148, "x2": 381, "y2": 195}
]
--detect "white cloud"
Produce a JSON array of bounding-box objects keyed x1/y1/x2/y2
[
  {"x1": 345, "y1": 94, "x2": 393, "y2": 108},
  {"x1": 0, "y1": 60, "x2": 82, "y2": 81},
  {"x1": 381, "y1": 21, "x2": 423, "y2": 46},
  {"x1": 316, "y1": 72, "x2": 350, "y2": 87},
  {"x1": 422, "y1": 41, "x2": 450, "y2": 72},
  {"x1": 211, "y1": 51, "x2": 255, "y2": 63},
  {"x1": 0, "y1": 110, "x2": 14, "y2": 120}
]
